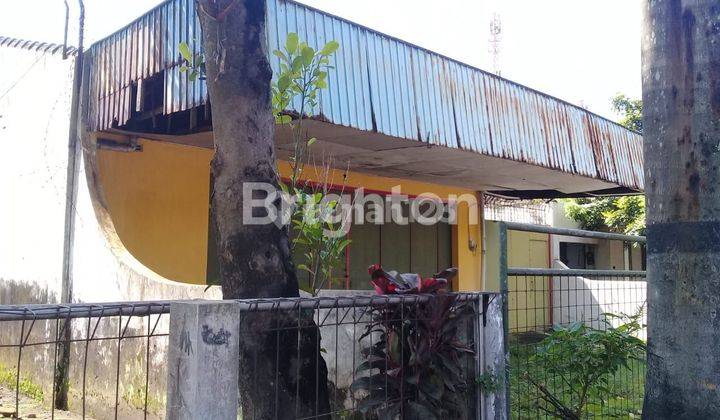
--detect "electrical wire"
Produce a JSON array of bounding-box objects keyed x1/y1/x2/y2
[{"x1": 0, "y1": 54, "x2": 44, "y2": 101}]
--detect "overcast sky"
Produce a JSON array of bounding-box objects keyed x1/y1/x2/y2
[{"x1": 1, "y1": 0, "x2": 643, "y2": 120}]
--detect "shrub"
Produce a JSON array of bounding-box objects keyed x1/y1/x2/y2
[
  {"x1": 351, "y1": 265, "x2": 474, "y2": 419},
  {"x1": 523, "y1": 311, "x2": 646, "y2": 419}
]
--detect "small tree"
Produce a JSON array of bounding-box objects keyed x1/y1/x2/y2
[
  {"x1": 564, "y1": 196, "x2": 645, "y2": 236},
  {"x1": 523, "y1": 312, "x2": 645, "y2": 419},
  {"x1": 610, "y1": 93, "x2": 643, "y2": 134},
  {"x1": 270, "y1": 33, "x2": 351, "y2": 295},
  {"x1": 181, "y1": 30, "x2": 349, "y2": 294}
]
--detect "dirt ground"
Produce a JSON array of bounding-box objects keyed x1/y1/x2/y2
[{"x1": 0, "y1": 386, "x2": 88, "y2": 420}]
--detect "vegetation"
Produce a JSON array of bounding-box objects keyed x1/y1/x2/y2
[
  {"x1": 611, "y1": 94, "x2": 643, "y2": 134},
  {"x1": 511, "y1": 342, "x2": 645, "y2": 419},
  {"x1": 518, "y1": 312, "x2": 645, "y2": 419},
  {"x1": 194, "y1": 2, "x2": 336, "y2": 414},
  {"x1": 0, "y1": 364, "x2": 44, "y2": 402},
  {"x1": 564, "y1": 94, "x2": 645, "y2": 236},
  {"x1": 181, "y1": 33, "x2": 348, "y2": 296},
  {"x1": 564, "y1": 196, "x2": 645, "y2": 235},
  {"x1": 271, "y1": 33, "x2": 351, "y2": 295},
  {"x1": 352, "y1": 265, "x2": 476, "y2": 419}
]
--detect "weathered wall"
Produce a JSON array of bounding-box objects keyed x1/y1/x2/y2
[
  {"x1": 551, "y1": 261, "x2": 647, "y2": 340},
  {"x1": 96, "y1": 141, "x2": 483, "y2": 289},
  {"x1": 97, "y1": 140, "x2": 213, "y2": 284},
  {"x1": 0, "y1": 41, "x2": 485, "y2": 417},
  {"x1": 0, "y1": 45, "x2": 219, "y2": 418},
  {"x1": 0, "y1": 46, "x2": 72, "y2": 303}
]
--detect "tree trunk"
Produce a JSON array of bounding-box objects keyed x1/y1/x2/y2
[
  {"x1": 197, "y1": 1, "x2": 329, "y2": 418},
  {"x1": 642, "y1": 0, "x2": 720, "y2": 417}
]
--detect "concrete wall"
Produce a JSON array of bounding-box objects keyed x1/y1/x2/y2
[
  {"x1": 484, "y1": 222, "x2": 551, "y2": 332},
  {"x1": 97, "y1": 141, "x2": 484, "y2": 290},
  {"x1": 97, "y1": 140, "x2": 213, "y2": 284},
  {"x1": 0, "y1": 46, "x2": 71, "y2": 304},
  {"x1": 0, "y1": 46, "x2": 220, "y2": 419},
  {"x1": 551, "y1": 261, "x2": 647, "y2": 340},
  {"x1": 0, "y1": 43, "x2": 486, "y2": 418}
]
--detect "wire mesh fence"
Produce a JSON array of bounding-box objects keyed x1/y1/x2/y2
[
  {"x1": 0, "y1": 302, "x2": 171, "y2": 419},
  {"x1": 0, "y1": 293, "x2": 500, "y2": 419},
  {"x1": 499, "y1": 222, "x2": 647, "y2": 419},
  {"x1": 225, "y1": 293, "x2": 492, "y2": 419},
  {"x1": 506, "y1": 270, "x2": 646, "y2": 419}
]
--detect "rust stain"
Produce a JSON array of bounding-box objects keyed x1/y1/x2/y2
[{"x1": 84, "y1": 0, "x2": 644, "y2": 191}]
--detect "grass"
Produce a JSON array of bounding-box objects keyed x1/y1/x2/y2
[
  {"x1": 0, "y1": 363, "x2": 45, "y2": 402},
  {"x1": 509, "y1": 339, "x2": 645, "y2": 419}
]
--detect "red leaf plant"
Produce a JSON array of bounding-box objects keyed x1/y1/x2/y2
[
  {"x1": 352, "y1": 265, "x2": 475, "y2": 419},
  {"x1": 367, "y1": 264, "x2": 457, "y2": 295}
]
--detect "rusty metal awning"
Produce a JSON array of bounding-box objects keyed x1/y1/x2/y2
[{"x1": 86, "y1": 0, "x2": 644, "y2": 193}]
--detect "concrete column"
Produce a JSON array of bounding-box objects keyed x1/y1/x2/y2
[
  {"x1": 482, "y1": 294, "x2": 508, "y2": 420},
  {"x1": 166, "y1": 301, "x2": 240, "y2": 420}
]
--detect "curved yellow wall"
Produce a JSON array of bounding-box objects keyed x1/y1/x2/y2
[
  {"x1": 97, "y1": 140, "x2": 212, "y2": 284},
  {"x1": 97, "y1": 139, "x2": 483, "y2": 288}
]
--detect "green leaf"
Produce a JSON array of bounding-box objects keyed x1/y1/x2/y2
[
  {"x1": 406, "y1": 401, "x2": 438, "y2": 420},
  {"x1": 321, "y1": 40, "x2": 339, "y2": 56},
  {"x1": 307, "y1": 137, "x2": 317, "y2": 146},
  {"x1": 272, "y1": 49, "x2": 288, "y2": 62},
  {"x1": 301, "y1": 45, "x2": 315, "y2": 66},
  {"x1": 277, "y1": 74, "x2": 291, "y2": 92},
  {"x1": 291, "y1": 56, "x2": 305, "y2": 72},
  {"x1": 178, "y1": 42, "x2": 192, "y2": 62},
  {"x1": 285, "y1": 32, "x2": 299, "y2": 54}
]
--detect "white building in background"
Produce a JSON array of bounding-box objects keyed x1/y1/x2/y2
[{"x1": 484, "y1": 196, "x2": 644, "y2": 285}]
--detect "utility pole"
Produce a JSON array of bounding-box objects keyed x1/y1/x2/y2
[
  {"x1": 56, "y1": 0, "x2": 84, "y2": 411},
  {"x1": 642, "y1": 0, "x2": 720, "y2": 417}
]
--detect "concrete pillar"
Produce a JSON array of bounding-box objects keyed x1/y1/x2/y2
[
  {"x1": 482, "y1": 294, "x2": 508, "y2": 420},
  {"x1": 166, "y1": 301, "x2": 240, "y2": 420}
]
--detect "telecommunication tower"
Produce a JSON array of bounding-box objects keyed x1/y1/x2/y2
[{"x1": 489, "y1": 13, "x2": 502, "y2": 76}]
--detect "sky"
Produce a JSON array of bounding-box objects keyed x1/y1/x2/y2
[{"x1": 0, "y1": 0, "x2": 643, "y2": 120}]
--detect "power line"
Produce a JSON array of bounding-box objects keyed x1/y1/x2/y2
[{"x1": 0, "y1": 54, "x2": 44, "y2": 101}]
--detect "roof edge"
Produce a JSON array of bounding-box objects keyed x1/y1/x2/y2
[{"x1": 87, "y1": 0, "x2": 642, "y2": 137}]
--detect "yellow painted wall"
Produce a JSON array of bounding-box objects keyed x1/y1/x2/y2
[
  {"x1": 507, "y1": 230, "x2": 551, "y2": 332},
  {"x1": 454, "y1": 196, "x2": 483, "y2": 291},
  {"x1": 484, "y1": 221, "x2": 550, "y2": 332},
  {"x1": 97, "y1": 140, "x2": 213, "y2": 284},
  {"x1": 97, "y1": 139, "x2": 483, "y2": 287}
]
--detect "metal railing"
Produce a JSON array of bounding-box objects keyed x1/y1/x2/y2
[
  {"x1": 0, "y1": 293, "x2": 505, "y2": 419},
  {"x1": 498, "y1": 222, "x2": 647, "y2": 419}
]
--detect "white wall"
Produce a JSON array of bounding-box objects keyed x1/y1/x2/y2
[
  {"x1": 0, "y1": 47, "x2": 74, "y2": 301},
  {"x1": 551, "y1": 261, "x2": 646, "y2": 339}
]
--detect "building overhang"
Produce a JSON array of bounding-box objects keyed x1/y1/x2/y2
[{"x1": 87, "y1": 0, "x2": 644, "y2": 197}]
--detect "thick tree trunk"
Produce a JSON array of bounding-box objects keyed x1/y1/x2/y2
[
  {"x1": 197, "y1": 1, "x2": 329, "y2": 418},
  {"x1": 642, "y1": 0, "x2": 720, "y2": 417}
]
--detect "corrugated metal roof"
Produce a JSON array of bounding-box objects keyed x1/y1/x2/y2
[
  {"x1": 86, "y1": 0, "x2": 644, "y2": 191},
  {"x1": 0, "y1": 36, "x2": 77, "y2": 56}
]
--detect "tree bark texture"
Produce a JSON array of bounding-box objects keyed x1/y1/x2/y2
[
  {"x1": 197, "y1": 1, "x2": 329, "y2": 418},
  {"x1": 642, "y1": 0, "x2": 720, "y2": 417}
]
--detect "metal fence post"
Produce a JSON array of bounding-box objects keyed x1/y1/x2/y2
[{"x1": 166, "y1": 301, "x2": 240, "y2": 420}]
